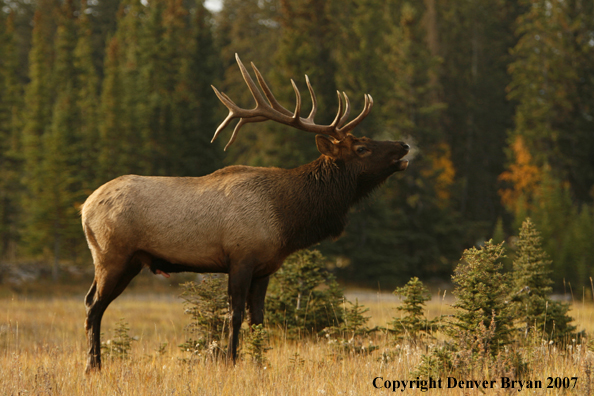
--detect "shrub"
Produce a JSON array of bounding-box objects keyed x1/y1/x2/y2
[
  {"x1": 511, "y1": 218, "x2": 576, "y2": 341},
  {"x1": 245, "y1": 324, "x2": 272, "y2": 366},
  {"x1": 389, "y1": 277, "x2": 435, "y2": 342},
  {"x1": 323, "y1": 299, "x2": 379, "y2": 356},
  {"x1": 265, "y1": 249, "x2": 344, "y2": 336},
  {"x1": 448, "y1": 240, "x2": 514, "y2": 356},
  {"x1": 101, "y1": 318, "x2": 136, "y2": 360},
  {"x1": 417, "y1": 240, "x2": 522, "y2": 377},
  {"x1": 178, "y1": 274, "x2": 229, "y2": 358}
]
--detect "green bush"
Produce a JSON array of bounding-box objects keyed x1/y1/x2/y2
[
  {"x1": 178, "y1": 274, "x2": 229, "y2": 358},
  {"x1": 245, "y1": 324, "x2": 272, "y2": 366},
  {"x1": 511, "y1": 218, "x2": 576, "y2": 341},
  {"x1": 417, "y1": 240, "x2": 522, "y2": 377},
  {"x1": 101, "y1": 318, "x2": 136, "y2": 360},
  {"x1": 323, "y1": 299, "x2": 379, "y2": 356},
  {"x1": 448, "y1": 240, "x2": 514, "y2": 356},
  {"x1": 265, "y1": 249, "x2": 344, "y2": 336},
  {"x1": 389, "y1": 277, "x2": 435, "y2": 342}
]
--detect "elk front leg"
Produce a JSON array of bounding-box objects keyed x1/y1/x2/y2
[
  {"x1": 247, "y1": 275, "x2": 270, "y2": 327},
  {"x1": 227, "y1": 264, "x2": 253, "y2": 362}
]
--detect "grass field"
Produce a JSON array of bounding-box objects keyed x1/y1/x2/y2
[{"x1": 1, "y1": 274, "x2": 593, "y2": 395}]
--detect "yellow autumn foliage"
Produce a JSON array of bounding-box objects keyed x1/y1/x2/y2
[
  {"x1": 421, "y1": 142, "x2": 455, "y2": 205},
  {"x1": 498, "y1": 136, "x2": 541, "y2": 213}
]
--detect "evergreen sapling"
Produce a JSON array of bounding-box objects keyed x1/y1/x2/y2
[
  {"x1": 512, "y1": 218, "x2": 576, "y2": 341},
  {"x1": 390, "y1": 277, "x2": 435, "y2": 342}
]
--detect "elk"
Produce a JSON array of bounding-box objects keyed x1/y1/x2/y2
[{"x1": 81, "y1": 54, "x2": 409, "y2": 373}]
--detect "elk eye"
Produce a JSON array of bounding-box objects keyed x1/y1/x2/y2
[{"x1": 356, "y1": 147, "x2": 368, "y2": 154}]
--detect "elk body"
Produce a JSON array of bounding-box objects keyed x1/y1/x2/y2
[{"x1": 82, "y1": 55, "x2": 409, "y2": 373}]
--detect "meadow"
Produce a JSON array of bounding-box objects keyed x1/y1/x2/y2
[{"x1": 0, "y1": 273, "x2": 593, "y2": 395}]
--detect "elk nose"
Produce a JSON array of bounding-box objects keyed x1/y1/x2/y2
[{"x1": 402, "y1": 143, "x2": 410, "y2": 151}]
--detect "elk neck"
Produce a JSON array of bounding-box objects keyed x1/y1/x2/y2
[{"x1": 271, "y1": 155, "x2": 359, "y2": 254}]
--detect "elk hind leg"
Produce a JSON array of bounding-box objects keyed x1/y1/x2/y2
[
  {"x1": 84, "y1": 253, "x2": 142, "y2": 373},
  {"x1": 227, "y1": 264, "x2": 253, "y2": 362}
]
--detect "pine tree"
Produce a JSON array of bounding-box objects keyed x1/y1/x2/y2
[
  {"x1": 450, "y1": 240, "x2": 513, "y2": 356},
  {"x1": 97, "y1": 35, "x2": 127, "y2": 182},
  {"x1": 42, "y1": 0, "x2": 87, "y2": 275},
  {"x1": 416, "y1": 240, "x2": 524, "y2": 378},
  {"x1": 0, "y1": 10, "x2": 23, "y2": 258},
  {"x1": 265, "y1": 249, "x2": 344, "y2": 335},
  {"x1": 276, "y1": 0, "x2": 337, "y2": 124},
  {"x1": 245, "y1": 324, "x2": 271, "y2": 366},
  {"x1": 142, "y1": 0, "x2": 220, "y2": 177},
  {"x1": 137, "y1": 0, "x2": 168, "y2": 175},
  {"x1": 75, "y1": 0, "x2": 101, "y2": 190},
  {"x1": 390, "y1": 277, "x2": 434, "y2": 341},
  {"x1": 86, "y1": 0, "x2": 121, "y2": 80},
  {"x1": 492, "y1": 217, "x2": 505, "y2": 245},
  {"x1": 21, "y1": 6, "x2": 56, "y2": 259},
  {"x1": 101, "y1": 318, "x2": 136, "y2": 360},
  {"x1": 330, "y1": 0, "x2": 387, "y2": 135},
  {"x1": 529, "y1": 167, "x2": 575, "y2": 284},
  {"x1": 174, "y1": 1, "x2": 222, "y2": 176},
  {"x1": 179, "y1": 274, "x2": 229, "y2": 356},
  {"x1": 563, "y1": 206, "x2": 594, "y2": 285},
  {"x1": 98, "y1": 0, "x2": 146, "y2": 180},
  {"x1": 512, "y1": 218, "x2": 576, "y2": 340}
]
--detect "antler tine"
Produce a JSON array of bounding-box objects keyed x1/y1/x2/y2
[
  {"x1": 251, "y1": 62, "x2": 293, "y2": 117},
  {"x1": 290, "y1": 80, "x2": 302, "y2": 121},
  {"x1": 211, "y1": 112, "x2": 233, "y2": 143},
  {"x1": 338, "y1": 94, "x2": 374, "y2": 134},
  {"x1": 223, "y1": 117, "x2": 264, "y2": 151},
  {"x1": 329, "y1": 90, "x2": 345, "y2": 130},
  {"x1": 211, "y1": 85, "x2": 238, "y2": 143},
  {"x1": 337, "y1": 92, "x2": 351, "y2": 128},
  {"x1": 235, "y1": 54, "x2": 269, "y2": 110},
  {"x1": 305, "y1": 75, "x2": 317, "y2": 122},
  {"x1": 211, "y1": 84, "x2": 269, "y2": 147}
]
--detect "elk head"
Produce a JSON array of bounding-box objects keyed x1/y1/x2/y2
[{"x1": 211, "y1": 54, "x2": 409, "y2": 198}]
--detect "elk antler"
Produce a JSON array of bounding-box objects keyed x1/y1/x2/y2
[{"x1": 211, "y1": 54, "x2": 374, "y2": 151}]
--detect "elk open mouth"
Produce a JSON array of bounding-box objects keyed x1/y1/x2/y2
[
  {"x1": 393, "y1": 159, "x2": 409, "y2": 171},
  {"x1": 391, "y1": 152, "x2": 409, "y2": 171}
]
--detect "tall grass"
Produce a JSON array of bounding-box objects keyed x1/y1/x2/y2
[{"x1": 0, "y1": 290, "x2": 592, "y2": 395}]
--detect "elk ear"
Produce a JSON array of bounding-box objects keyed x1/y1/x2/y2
[{"x1": 316, "y1": 135, "x2": 340, "y2": 158}]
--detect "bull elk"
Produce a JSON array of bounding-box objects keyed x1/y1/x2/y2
[{"x1": 82, "y1": 54, "x2": 409, "y2": 372}]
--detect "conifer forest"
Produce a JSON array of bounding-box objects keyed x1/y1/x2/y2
[{"x1": 0, "y1": 0, "x2": 593, "y2": 291}]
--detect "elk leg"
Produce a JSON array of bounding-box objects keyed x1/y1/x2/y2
[
  {"x1": 247, "y1": 275, "x2": 270, "y2": 327},
  {"x1": 84, "y1": 256, "x2": 142, "y2": 373},
  {"x1": 227, "y1": 264, "x2": 253, "y2": 362}
]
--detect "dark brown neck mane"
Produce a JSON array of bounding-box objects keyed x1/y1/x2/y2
[{"x1": 273, "y1": 156, "x2": 379, "y2": 255}]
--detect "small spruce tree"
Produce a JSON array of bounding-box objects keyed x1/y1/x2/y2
[
  {"x1": 179, "y1": 274, "x2": 229, "y2": 357},
  {"x1": 340, "y1": 299, "x2": 375, "y2": 338},
  {"x1": 101, "y1": 318, "x2": 136, "y2": 360},
  {"x1": 324, "y1": 298, "x2": 376, "y2": 338},
  {"x1": 245, "y1": 324, "x2": 272, "y2": 367},
  {"x1": 512, "y1": 218, "x2": 576, "y2": 341},
  {"x1": 323, "y1": 298, "x2": 378, "y2": 356},
  {"x1": 449, "y1": 240, "x2": 513, "y2": 356},
  {"x1": 417, "y1": 240, "x2": 522, "y2": 377},
  {"x1": 390, "y1": 277, "x2": 434, "y2": 341},
  {"x1": 265, "y1": 249, "x2": 344, "y2": 336}
]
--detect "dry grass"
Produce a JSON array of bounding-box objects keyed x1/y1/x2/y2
[{"x1": 0, "y1": 287, "x2": 592, "y2": 395}]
